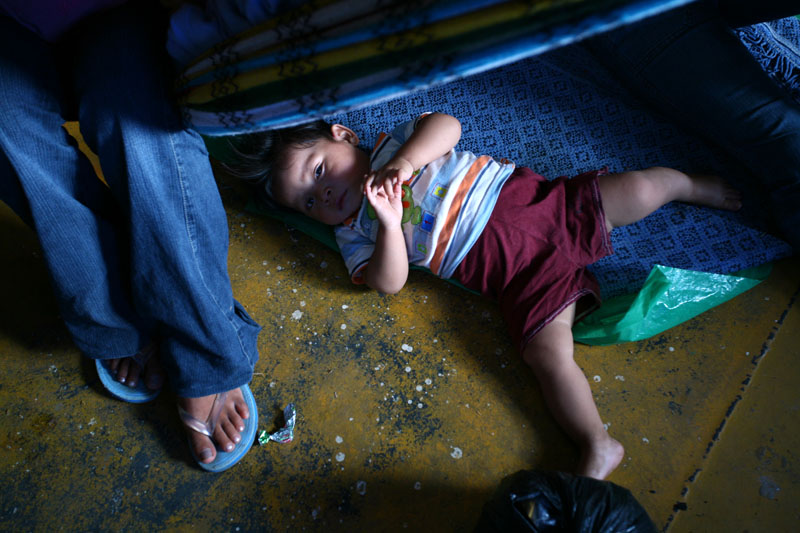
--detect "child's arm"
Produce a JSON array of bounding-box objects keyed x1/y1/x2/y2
[
  {"x1": 362, "y1": 113, "x2": 462, "y2": 294},
  {"x1": 362, "y1": 176, "x2": 407, "y2": 294},
  {"x1": 370, "y1": 113, "x2": 462, "y2": 186}
]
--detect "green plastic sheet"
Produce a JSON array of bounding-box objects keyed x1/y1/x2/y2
[{"x1": 572, "y1": 263, "x2": 771, "y2": 346}]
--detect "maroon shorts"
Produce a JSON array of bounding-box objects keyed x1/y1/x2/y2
[{"x1": 452, "y1": 166, "x2": 613, "y2": 353}]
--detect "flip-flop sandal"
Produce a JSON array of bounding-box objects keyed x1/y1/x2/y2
[
  {"x1": 95, "y1": 343, "x2": 162, "y2": 404},
  {"x1": 178, "y1": 384, "x2": 258, "y2": 472}
]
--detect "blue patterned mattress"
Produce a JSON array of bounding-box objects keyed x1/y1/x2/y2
[{"x1": 327, "y1": 17, "x2": 798, "y2": 298}]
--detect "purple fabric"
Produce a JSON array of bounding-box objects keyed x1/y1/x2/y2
[{"x1": 452, "y1": 167, "x2": 612, "y2": 352}]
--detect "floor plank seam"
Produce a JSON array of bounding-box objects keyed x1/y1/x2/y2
[{"x1": 663, "y1": 280, "x2": 799, "y2": 532}]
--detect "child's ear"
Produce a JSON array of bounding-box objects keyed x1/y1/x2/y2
[{"x1": 330, "y1": 124, "x2": 359, "y2": 146}]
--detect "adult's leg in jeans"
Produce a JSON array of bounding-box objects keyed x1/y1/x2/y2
[
  {"x1": 0, "y1": 16, "x2": 153, "y2": 358},
  {"x1": 589, "y1": 1, "x2": 800, "y2": 250},
  {"x1": 68, "y1": 2, "x2": 262, "y2": 462}
]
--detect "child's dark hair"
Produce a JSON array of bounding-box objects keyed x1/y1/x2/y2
[{"x1": 223, "y1": 120, "x2": 334, "y2": 209}]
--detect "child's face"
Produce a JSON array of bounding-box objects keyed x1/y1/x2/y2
[{"x1": 274, "y1": 124, "x2": 371, "y2": 225}]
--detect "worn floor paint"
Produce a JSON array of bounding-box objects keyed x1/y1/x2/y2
[{"x1": 1, "y1": 167, "x2": 798, "y2": 531}]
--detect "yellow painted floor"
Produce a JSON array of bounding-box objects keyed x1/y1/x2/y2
[{"x1": 1, "y1": 165, "x2": 798, "y2": 531}]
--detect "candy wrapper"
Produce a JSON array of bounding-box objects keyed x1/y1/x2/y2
[{"x1": 259, "y1": 403, "x2": 296, "y2": 445}]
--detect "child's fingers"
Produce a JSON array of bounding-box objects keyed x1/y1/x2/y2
[
  {"x1": 375, "y1": 168, "x2": 402, "y2": 186},
  {"x1": 364, "y1": 174, "x2": 376, "y2": 195},
  {"x1": 384, "y1": 179, "x2": 398, "y2": 201},
  {"x1": 366, "y1": 179, "x2": 388, "y2": 204},
  {"x1": 364, "y1": 177, "x2": 376, "y2": 200},
  {"x1": 383, "y1": 179, "x2": 395, "y2": 197},
  {"x1": 365, "y1": 185, "x2": 382, "y2": 210},
  {"x1": 373, "y1": 173, "x2": 389, "y2": 192}
]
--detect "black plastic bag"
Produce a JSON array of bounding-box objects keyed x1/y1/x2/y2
[{"x1": 475, "y1": 470, "x2": 657, "y2": 532}]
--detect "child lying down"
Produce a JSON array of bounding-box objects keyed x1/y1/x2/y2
[{"x1": 228, "y1": 112, "x2": 741, "y2": 479}]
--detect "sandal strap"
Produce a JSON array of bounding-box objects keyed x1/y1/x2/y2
[{"x1": 177, "y1": 391, "x2": 229, "y2": 438}]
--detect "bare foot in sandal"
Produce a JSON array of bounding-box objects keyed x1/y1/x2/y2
[
  {"x1": 108, "y1": 344, "x2": 165, "y2": 390},
  {"x1": 178, "y1": 387, "x2": 251, "y2": 465}
]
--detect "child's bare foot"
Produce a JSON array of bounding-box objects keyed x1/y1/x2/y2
[
  {"x1": 108, "y1": 347, "x2": 164, "y2": 390},
  {"x1": 178, "y1": 388, "x2": 249, "y2": 464},
  {"x1": 685, "y1": 174, "x2": 742, "y2": 211},
  {"x1": 578, "y1": 435, "x2": 624, "y2": 480}
]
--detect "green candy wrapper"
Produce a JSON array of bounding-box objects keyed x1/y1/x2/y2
[{"x1": 259, "y1": 403, "x2": 296, "y2": 445}]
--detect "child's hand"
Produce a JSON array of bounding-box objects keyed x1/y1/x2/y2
[
  {"x1": 364, "y1": 172, "x2": 403, "y2": 228},
  {"x1": 371, "y1": 156, "x2": 414, "y2": 188}
]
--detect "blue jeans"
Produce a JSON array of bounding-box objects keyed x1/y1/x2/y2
[
  {"x1": 0, "y1": 1, "x2": 261, "y2": 397},
  {"x1": 588, "y1": 0, "x2": 800, "y2": 251}
]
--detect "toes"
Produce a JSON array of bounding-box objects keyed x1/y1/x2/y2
[
  {"x1": 220, "y1": 419, "x2": 242, "y2": 445},
  {"x1": 125, "y1": 361, "x2": 143, "y2": 388},
  {"x1": 233, "y1": 392, "x2": 250, "y2": 421},
  {"x1": 723, "y1": 191, "x2": 742, "y2": 211},
  {"x1": 727, "y1": 198, "x2": 743, "y2": 211},
  {"x1": 116, "y1": 358, "x2": 130, "y2": 384},
  {"x1": 229, "y1": 405, "x2": 246, "y2": 432},
  {"x1": 180, "y1": 388, "x2": 251, "y2": 465},
  {"x1": 108, "y1": 347, "x2": 164, "y2": 390},
  {"x1": 724, "y1": 186, "x2": 743, "y2": 209},
  {"x1": 213, "y1": 422, "x2": 237, "y2": 453},
  {"x1": 213, "y1": 396, "x2": 247, "y2": 451},
  {"x1": 189, "y1": 431, "x2": 216, "y2": 464},
  {"x1": 230, "y1": 413, "x2": 245, "y2": 434},
  {"x1": 219, "y1": 397, "x2": 245, "y2": 447}
]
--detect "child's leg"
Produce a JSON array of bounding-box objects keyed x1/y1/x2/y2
[
  {"x1": 598, "y1": 167, "x2": 741, "y2": 231},
  {"x1": 523, "y1": 304, "x2": 624, "y2": 480}
]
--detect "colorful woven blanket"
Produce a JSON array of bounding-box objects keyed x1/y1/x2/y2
[{"x1": 174, "y1": 0, "x2": 694, "y2": 135}]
